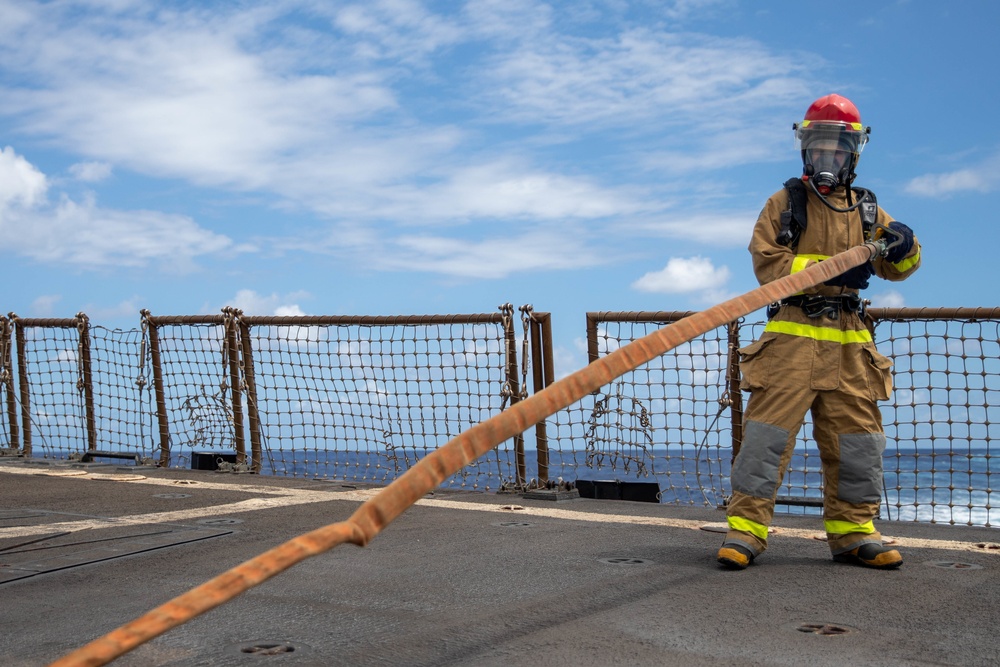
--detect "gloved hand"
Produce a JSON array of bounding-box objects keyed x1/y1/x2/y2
[
  {"x1": 883, "y1": 221, "x2": 915, "y2": 263},
  {"x1": 825, "y1": 261, "x2": 874, "y2": 290}
]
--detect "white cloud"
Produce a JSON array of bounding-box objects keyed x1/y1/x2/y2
[
  {"x1": 0, "y1": 2, "x2": 821, "y2": 279},
  {"x1": 0, "y1": 146, "x2": 47, "y2": 212},
  {"x1": 462, "y1": 0, "x2": 555, "y2": 40},
  {"x1": 267, "y1": 198, "x2": 632, "y2": 279},
  {"x1": 0, "y1": 148, "x2": 232, "y2": 269},
  {"x1": 274, "y1": 304, "x2": 307, "y2": 317},
  {"x1": 51, "y1": 198, "x2": 229, "y2": 268},
  {"x1": 695, "y1": 287, "x2": 741, "y2": 306},
  {"x1": 3, "y1": 197, "x2": 231, "y2": 269},
  {"x1": 279, "y1": 153, "x2": 651, "y2": 226},
  {"x1": 0, "y1": 3, "x2": 813, "y2": 216},
  {"x1": 870, "y1": 290, "x2": 905, "y2": 309},
  {"x1": 904, "y1": 150, "x2": 1000, "y2": 196},
  {"x1": 383, "y1": 227, "x2": 611, "y2": 278},
  {"x1": 623, "y1": 211, "x2": 755, "y2": 245},
  {"x1": 229, "y1": 289, "x2": 311, "y2": 316},
  {"x1": 30, "y1": 294, "x2": 62, "y2": 317},
  {"x1": 69, "y1": 161, "x2": 113, "y2": 183},
  {"x1": 661, "y1": 0, "x2": 731, "y2": 20},
  {"x1": 631, "y1": 256, "x2": 730, "y2": 294},
  {"x1": 82, "y1": 297, "x2": 144, "y2": 322},
  {"x1": 410, "y1": 159, "x2": 648, "y2": 221},
  {"x1": 476, "y1": 27, "x2": 814, "y2": 131},
  {"x1": 332, "y1": 0, "x2": 465, "y2": 63},
  {"x1": 2, "y1": 3, "x2": 398, "y2": 190}
]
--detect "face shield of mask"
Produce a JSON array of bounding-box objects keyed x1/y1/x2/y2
[
  {"x1": 805, "y1": 143, "x2": 850, "y2": 177},
  {"x1": 796, "y1": 123, "x2": 866, "y2": 192}
]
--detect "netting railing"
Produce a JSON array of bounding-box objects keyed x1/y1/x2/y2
[
  {"x1": 143, "y1": 311, "x2": 240, "y2": 468},
  {"x1": 2, "y1": 306, "x2": 528, "y2": 492},
  {"x1": 238, "y1": 310, "x2": 524, "y2": 490},
  {"x1": 1, "y1": 314, "x2": 156, "y2": 462},
  {"x1": 2, "y1": 306, "x2": 997, "y2": 527},
  {"x1": 874, "y1": 308, "x2": 1000, "y2": 527},
  {"x1": 557, "y1": 307, "x2": 999, "y2": 528},
  {"x1": 540, "y1": 312, "x2": 736, "y2": 508}
]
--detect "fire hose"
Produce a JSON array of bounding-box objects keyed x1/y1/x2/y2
[{"x1": 50, "y1": 237, "x2": 896, "y2": 667}]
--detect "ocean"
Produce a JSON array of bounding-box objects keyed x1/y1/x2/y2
[
  {"x1": 28, "y1": 441, "x2": 996, "y2": 528},
  {"x1": 196, "y1": 444, "x2": 998, "y2": 529}
]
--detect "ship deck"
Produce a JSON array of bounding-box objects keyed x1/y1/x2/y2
[{"x1": 2, "y1": 457, "x2": 998, "y2": 667}]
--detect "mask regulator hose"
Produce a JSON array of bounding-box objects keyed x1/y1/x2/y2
[{"x1": 806, "y1": 177, "x2": 871, "y2": 213}]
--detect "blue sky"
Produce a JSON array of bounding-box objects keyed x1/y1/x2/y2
[{"x1": 1, "y1": 0, "x2": 998, "y2": 378}]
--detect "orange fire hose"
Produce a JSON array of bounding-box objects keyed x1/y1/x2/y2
[{"x1": 50, "y1": 241, "x2": 882, "y2": 667}]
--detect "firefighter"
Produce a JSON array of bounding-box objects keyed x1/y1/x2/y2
[{"x1": 717, "y1": 94, "x2": 921, "y2": 570}]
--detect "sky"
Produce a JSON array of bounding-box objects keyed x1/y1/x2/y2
[{"x1": 2, "y1": 0, "x2": 998, "y2": 379}]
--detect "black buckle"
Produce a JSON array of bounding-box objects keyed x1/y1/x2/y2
[
  {"x1": 780, "y1": 294, "x2": 862, "y2": 320},
  {"x1": 800, "y1": 297, "x2": 840, "y2": 320}
]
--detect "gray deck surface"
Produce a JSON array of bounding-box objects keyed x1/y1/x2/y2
[{"x1": 2, "y1": 457, "x2": 998, "y2": 667}]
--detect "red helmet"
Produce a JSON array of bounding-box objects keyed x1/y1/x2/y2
[
  {"x1": 803, "y1": 94, "x2": 863, "y2": 126},
  {"x1": 795, "y1": 94, "x2": 870, "y2": 191},
  {"x1": 796, "y1": 93, "x2": 869, "y2": 152}
]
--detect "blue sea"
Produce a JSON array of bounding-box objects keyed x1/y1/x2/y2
[
  {"x1": 32, "y1": 443, "x2": 996, "y2": 528},
  {"x1": 185, "y1": 444, "x2": 997, "y2": 529}
]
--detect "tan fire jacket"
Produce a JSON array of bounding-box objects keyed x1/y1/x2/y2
[
  {"x1": 751, "y1": 182, "x2": 922, "y2": 295},
  {"x1": 741, "y1": 180, "x2": 922, "y2": 393}
]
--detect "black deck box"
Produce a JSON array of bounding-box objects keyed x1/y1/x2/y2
[
  {"x1": 576, "y1": 479, "x2": 660, "y2": 503},
  {"x1": 190, "y1": 451, "x2": 238, "y2": 471}
]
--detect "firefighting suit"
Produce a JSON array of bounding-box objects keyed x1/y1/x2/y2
[{"x1": 723, "y1": 182, "x2": 921, "y2": 558}]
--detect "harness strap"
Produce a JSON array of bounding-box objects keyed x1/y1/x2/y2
[
  {"x1": 770, "y1": 294, "x2": 864, "y2": 320},
  {"x1": 776, "y1": 179, "x2": 880, "y2": 248}
]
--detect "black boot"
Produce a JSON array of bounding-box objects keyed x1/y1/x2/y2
[
  {"x1": 717, "y1": 544, "x2": 754, "y2": 570},
  {"x1": 833, "y1": 543, "x2": 903, "y2": 569}
]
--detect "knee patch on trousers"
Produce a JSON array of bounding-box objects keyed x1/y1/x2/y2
[
  {"x1": 731, "y1": 420, "x2": 788, "y2": 498},
  {"x1": 837, "y1": 433, "x2": 887, "y2": 504}
]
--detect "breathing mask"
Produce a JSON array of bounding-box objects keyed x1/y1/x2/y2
[{"x1": 795, "y1": 122, "x2": 867, "y2": 195}]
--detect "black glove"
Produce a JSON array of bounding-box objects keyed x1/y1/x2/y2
[
  {"x1": 825, "y1": 262, "x2": 873, "y2": 290},
  {"x1": 883, "y1": 221, "x2": 915, "y2": 263}
]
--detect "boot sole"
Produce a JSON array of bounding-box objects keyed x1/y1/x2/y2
[
  {"x1": 716, "y1": 547, "x2": 752, "y2": 570},
  {"x1": 717, "y1": 556, "x2": 750, "y2": 570},
  {"x1": 832, "y1": 554, "x2": 903, "y2": 569}
]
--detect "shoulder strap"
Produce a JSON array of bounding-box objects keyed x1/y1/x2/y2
[
  {"x1": 776, "y1": 178, "x2": 808, "y2": 248},
  {"x1": 853, "y1": 187, "x2": 879, "y2": 240}
]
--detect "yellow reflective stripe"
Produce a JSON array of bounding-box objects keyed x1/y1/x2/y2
[
  {"x1": 892, "y1": 249, "x2": 920, "y2": 272},
  {"x1": 824, "y1": 519, "x2": 875, "y2": 535},
  {"x1": 727, "y1": 516, "x2": 769, "y2": 541},
  {"x1": 764, "y1": 320, "x2": 872, "y2": 344},
  {"x1": 790, "y1": 254, "x2": 828, "y2": 275},
  {"x1": 800, "y1": 120, "x2": 864, "y2": 132}
]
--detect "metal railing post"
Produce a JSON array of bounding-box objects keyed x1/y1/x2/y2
[
  {"x1": 1, "y1": 316, "x2": 19, "y2": 451},
  {"x1": 223, "y1": 309, "x2": 246, "y2": 466},
  {"x1": 528, "y1": 311, "x2": 553, "y2": 484},
  {"x1": 10, "y1": 315, "x2": 31, "y2": 457},
  {"x1": 586, "y1": 313, "x2": 599, "y2": 364},
  {"x1": 727, "y1": 320, "x2": 744, "y2": 463},
  {"x1": 501, "y1": 304, "x2": 526, "y2": 487},
  {"x1": 238, "y1": 317, "x2": 263, "y2": 473},
  {"x1": 76, "y1": 313, "x2": 98, "y2": 452},
  {"x1": 142, "y1": 311, "x2": 172, "y2": 467}
]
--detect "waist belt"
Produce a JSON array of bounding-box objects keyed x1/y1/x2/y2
[{"x1": 769, "y1": 294, "x2": 864, "y2": 320}]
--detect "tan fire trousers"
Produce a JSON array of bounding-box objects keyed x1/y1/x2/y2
[{"x1": 723, "y1": 328, "x2": 894, "y2": 556}]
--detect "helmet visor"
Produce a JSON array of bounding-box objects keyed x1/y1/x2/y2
[{"x1": 795, "y1": 120, "x2": 868, "y2": 154}]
